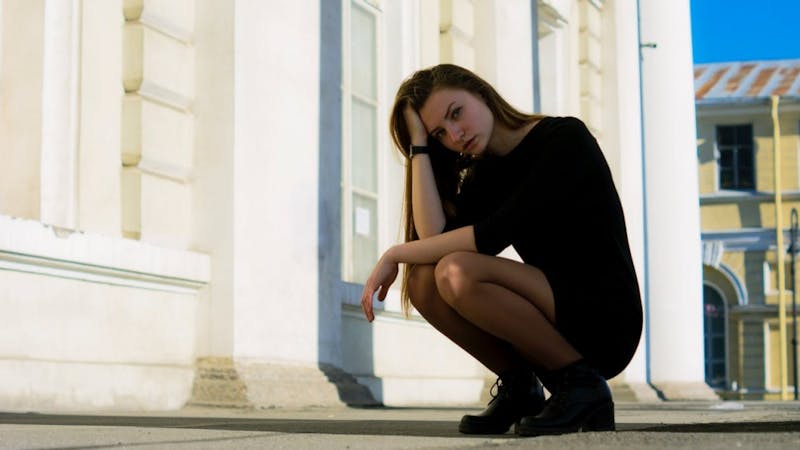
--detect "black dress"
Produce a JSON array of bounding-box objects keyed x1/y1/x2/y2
[{"x1": 447, "y1": 116, "x2": 643, "y2": 379}]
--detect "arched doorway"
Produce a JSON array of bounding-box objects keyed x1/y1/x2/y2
[{"x1": 703, "y1": 284, "x2": 727, "y2": 388}]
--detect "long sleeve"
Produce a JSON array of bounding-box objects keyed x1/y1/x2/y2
[{"x1": 473, "y1": 118, "x2": 601, "y2": 256}]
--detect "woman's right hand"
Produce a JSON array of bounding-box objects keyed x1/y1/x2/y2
[
  {"x1": 403, "y1": 104, "x2": 429, "y2": 146},
  {"x1": 404, "y1": 104, "x2": 446, "y2": 237}
]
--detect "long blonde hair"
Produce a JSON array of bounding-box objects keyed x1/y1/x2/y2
[{"x1": 389, "y1": 64, "x2": 545, "y2": 316}]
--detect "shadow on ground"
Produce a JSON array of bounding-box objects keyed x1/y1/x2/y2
[{"x1": 1, "y1": 412, "x2": 799, "y2": 437}]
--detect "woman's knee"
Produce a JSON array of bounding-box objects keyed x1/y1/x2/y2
[
  {"x1": 434, "y1": 251, "x2": 477, "y2": 304},
  {"x1": 407, "y1": 264, "x2": 438, "y2": 311}
]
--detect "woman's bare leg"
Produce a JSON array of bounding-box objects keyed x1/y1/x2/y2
[
  {"x1": 407, "y1": 264, "x2": 527, "y2": 375},
  {"x1": 433, "y1": 251, "x2": 582, "y2": 371}
]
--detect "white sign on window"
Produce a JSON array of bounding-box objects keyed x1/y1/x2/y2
[{"x1": 355, "y1": 206, "x2": 371, "y2": 236}]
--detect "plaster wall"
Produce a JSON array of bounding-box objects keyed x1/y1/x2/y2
[
  {"x1": 231, "y1": 0, "x2": 320, "y2": 363},
  {"x1": 0, "y1": 216, "x2": 209, "y2": 411}
]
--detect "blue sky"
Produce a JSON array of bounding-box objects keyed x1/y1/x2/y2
[{"x1": 690, "y1": 0, "x2": 800, "y2": 63}]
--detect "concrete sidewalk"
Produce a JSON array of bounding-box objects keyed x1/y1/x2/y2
[{"x1": 1, "y1": 401, "x2": 799, "y2": 449}]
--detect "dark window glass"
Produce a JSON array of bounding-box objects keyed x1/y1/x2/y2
[
  {"x1": 703, "y1": 285, "x2": 727, "y2": 389},
  {"x1": 736, "y1": 125, "x2": 752, "y2": 143},
  {"x1": 718, "y1": 126, "x2": 735, "y2": 145},
  {"x1": 719, "y1": 149, "x2": 733, "y2": 168},
  {"x1": 716, "y1": 125, "x2": 754, "y2": 190},
  {"x1": 719, "y1": 168, "x2": 734, "y2": 189}
]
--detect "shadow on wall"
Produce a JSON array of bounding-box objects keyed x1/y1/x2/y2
[{"x1": 317, "y1": 0, "x2": 380, "y2": 407}]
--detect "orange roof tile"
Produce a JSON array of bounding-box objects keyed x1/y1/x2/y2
[{"x1": 694, "y1": 59, "x2": 800, "y2": 102}]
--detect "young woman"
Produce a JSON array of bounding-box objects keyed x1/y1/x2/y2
[{"x1": 360, "y1": 64, "x2": 642, "y2": 436}]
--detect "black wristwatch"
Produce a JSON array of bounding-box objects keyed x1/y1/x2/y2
[{"x1": 409, "y1": 145, "x2": 430, "y2": 158}]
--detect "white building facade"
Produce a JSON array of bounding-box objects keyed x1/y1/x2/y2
[{"x1": 0, "y1": 0, "x2": 713, "y2": 411}]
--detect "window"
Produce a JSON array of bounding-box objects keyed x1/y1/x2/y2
[
  {"x1": 716, "y1": 124, "x2": 754, "y2": 190},
  {"x1": 703, "y1": 284, "x2": 727, "y2": 389},
  {"x1": 342, "y1": 0, "x2": 381, "y2": 283}
]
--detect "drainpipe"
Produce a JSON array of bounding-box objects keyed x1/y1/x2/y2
[
  {"x1": 635, "y1": 0, "x2": 653, "y2": 388},
  {"x1": 772, "y1": 94, "x2": 789, "y2": 400},
  {"x1": 531, "y1": 0, "x2": 541, "y2": 112}
]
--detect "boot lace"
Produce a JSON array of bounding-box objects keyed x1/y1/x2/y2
[{"x1": 488, "y1": 377, "x2": 507, "y2": 405}]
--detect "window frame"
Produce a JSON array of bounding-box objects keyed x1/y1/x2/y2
[{"x1": 341, "y1": 0, "x2": 383, "y2": 284}]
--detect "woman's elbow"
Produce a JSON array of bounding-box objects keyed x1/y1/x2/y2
[{"x1": 415, "y1": 222, "x2": 446, "y2": 239}]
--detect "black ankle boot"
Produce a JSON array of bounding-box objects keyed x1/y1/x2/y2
[
  {"x1": 459, "y1": 368, "x2": 545, "y2": 434},
  {"x1": 516, "y1": 360, "x2": 614, "y2": 436}
]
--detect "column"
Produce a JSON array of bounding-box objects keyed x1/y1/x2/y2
[
  {"x1": 639, "y1": 0, "x2": 717, "y2": 399},
  {"x1": 0, "y1": 0, "x2": 44, "y2": 220},
  {"x1": 77, "y1": 0, "x2": 123, "y2": 235},
  {"x1": 600, "y1": 0, "x2": 656, "y2": 400},
  {"x1": 474, "y1": 0, "x2": 534, "y2": 110},
  {"x1": 39, "y1": 0, "x2": 80, "y2": 228}
]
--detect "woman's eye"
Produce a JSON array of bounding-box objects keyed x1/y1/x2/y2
[
  {"x1": 452, "y1": 107, "x2": 461, "y2": 119},
  {"x1": 433, "y1": 130, "x2": 444, "y2": 140}
]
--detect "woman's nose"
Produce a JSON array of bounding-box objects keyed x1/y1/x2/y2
[{"x1": 447, "y1": 124, "x2": 462, "y2": 143}]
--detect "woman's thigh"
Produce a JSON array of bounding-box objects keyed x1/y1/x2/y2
[{"x1": 435, "y1": 251, "x2": 556, "y2": 324}]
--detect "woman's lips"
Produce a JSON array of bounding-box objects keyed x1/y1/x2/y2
[{"x1": 464, "y1": 137, "x2": 476, "y2": 152}]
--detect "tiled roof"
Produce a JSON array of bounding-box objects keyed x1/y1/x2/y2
[{"x1": 694, "y1": 59, "x2": 800, "y2": 103}]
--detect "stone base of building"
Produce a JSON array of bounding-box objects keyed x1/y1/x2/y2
[
  {"x1": 0, "y1": 358, "x2": 194, "y2": 412},
  {"x1": 189, "y1": 357, "x2": 377, "y2": 409},
  {"x1": 608, "y1": 379, "x2": 661, "y2": 402},
  {"x1": 650, "y1": 381, "x2": 719, "y2": 400},
  {"x1": 359, "y1": 375, "x2": 485, "y2": 407},
  {"x1": 476, "y1": 375, "x2": 661, "y2": 405}
]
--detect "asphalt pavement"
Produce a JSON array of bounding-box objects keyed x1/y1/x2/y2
[{"x1": 1, "y1": 401, "x2": 799, "y2": 449}]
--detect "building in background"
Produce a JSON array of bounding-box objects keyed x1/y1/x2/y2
[
  {"x1": 0, "y1": 0, "x2": 713, "y2": 411},
  {"x1": 695, "y1": 58, "x2": 800, "y2": 399}
]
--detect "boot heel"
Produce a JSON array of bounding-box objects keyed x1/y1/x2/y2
[{"x1": 581, "y1": 401, "x2": 615, "y2": 432}]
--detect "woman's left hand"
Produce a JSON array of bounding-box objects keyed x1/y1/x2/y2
[{"x1": 360, "y1": 250, "x2": 399, "y2": 322}]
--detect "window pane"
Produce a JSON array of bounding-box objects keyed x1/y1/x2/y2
[
  {"x1": 351, "y1": 4, "x2": 376, "y2": 100},
  {"x1": 719, "y1": 149, "x2": 733, "y2": 168},
  {"x1": 703, "y1": 285, "x2": 727, "y2": 388},
  {"x1": 719, "y1": 168, "x2": 734, "y2": 189},
  {"x1": 736, "y1": 147, "x2": 752, "y2": 168},
  {"x1": 717, "y1": 126, "x2": 735, "y2": 146},
  {"x1": 738, "y1": 168, "x2": 754, "y2": 189},
  {"x1": 352, "y1": 193, "x2": 378, "y2": 283},
  {"x1": 736, "y1": 124, "x2": 752, "y2": 144},
  {"x1": 712, "y1": 336, "x2": 725, "y2": 356},
  {"x1": 719, "y1": 149, "x2": 734, "y2": 189},
  {"x1": 351, "y1": 98, "x2": 377, "y2": 192}
]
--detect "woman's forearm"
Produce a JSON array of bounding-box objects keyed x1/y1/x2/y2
[
  {"x1": 387, "y1": 225, "x2": 477, "y2": 265},
  {"x1": 411, "y1": 154, "x2": 447, "y2": 237}
]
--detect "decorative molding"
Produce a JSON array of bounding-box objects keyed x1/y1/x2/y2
[
  {"x1": 0, "y1": 253, "x2": 203, "y2": 294},
  {"x1": 696, "y1": 100, "x2": 800, "y2": 117},
  {"x1": 136, "y1": 157, "x2": 194, "y2": 184},
  {"x1": 122, "y1": 0, "x2": 143, "y2": 21},
  {"x1": 139, "y1": 10, "x2": 193, "y2": 44},
  {"x1": 0, "y1": 215, "x2": 209, "y2": 294},
  {"x1": 138, "y1": 80, "x2": 193, "y2": 113},
  {"x1": 729, "y1": 304, "x2": 779, "y2": 315},
  {"x1": 538, "y1": 2, "x2": 568, "y2": 34},
  {"x1": 702, "y1": 228, "x2": 792, "y2": 252},
  {"x1": 700, "y1": 190, "x2": 800, "y2": 205},
  {"x1": 719, "y1": 263, "x2": 749, "y2": 306},
  {"x1": 703, "y1": 241, "x2": 724, "y2": 267},
  {"x1": 587, "y1": 0, "x2": 604, "y2": 10}
]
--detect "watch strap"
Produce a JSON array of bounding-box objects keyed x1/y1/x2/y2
[{"x1": 409, "y1": 145, "x2": 430, "y2": 158}]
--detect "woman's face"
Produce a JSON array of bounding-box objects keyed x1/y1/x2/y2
[{"x1": 418, "y1": 88, "x2": 494, "y2": 156}]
